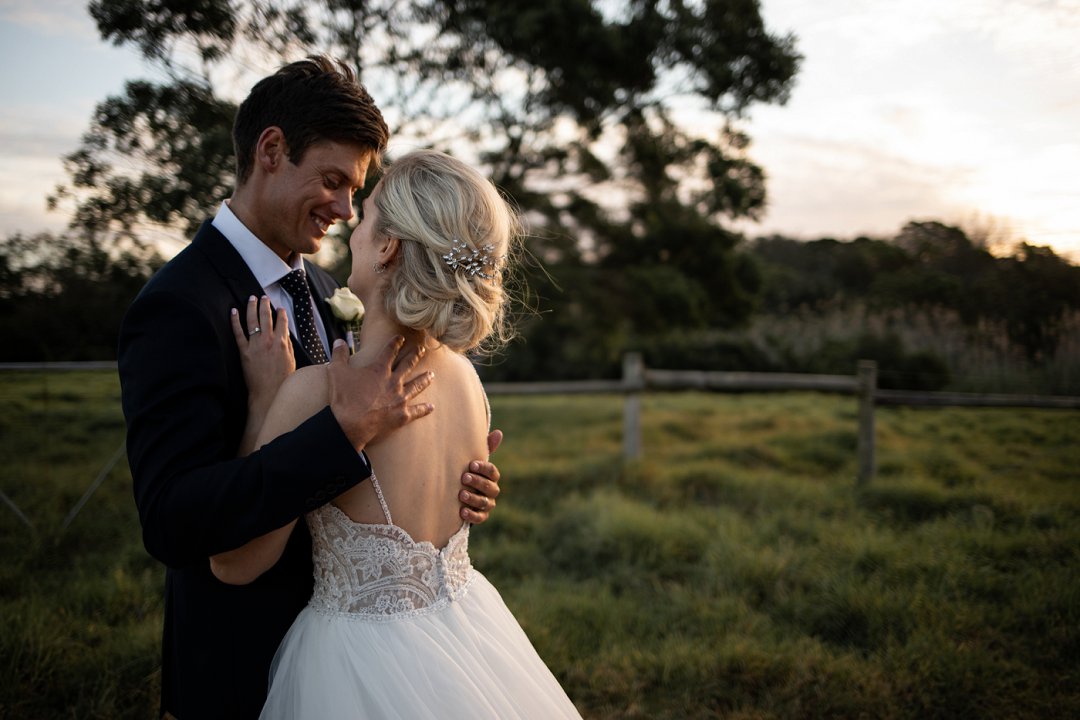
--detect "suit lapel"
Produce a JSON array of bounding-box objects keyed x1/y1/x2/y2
[
  {"x1": 191, "y1": 221, "x2": 265, "y2": 312},
  {"x1": 193, "y1": 222, "x2": 344, "y2": 366}
]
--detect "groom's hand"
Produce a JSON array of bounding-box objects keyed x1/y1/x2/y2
[
  {"x1": 459, "y1": 430, "x2": 503, "y2": 524},
  {"x1": 328, "y1": 336, "x2": 434, "y2": 451}
]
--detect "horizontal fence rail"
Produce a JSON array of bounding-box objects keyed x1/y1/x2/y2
[
  {"x1": 646, "y1": 369, "x2": 858, "y2": 393},
  {"x1": 482, "y1": 380, "x2": 626, "y2": 395},
  {"x1": 4, "y1": 358, "x2": 1078, "y2": 489},
  {"x1": 874, "y1": 389, "x2": 1080, "y2": 410},
  {"x1": 0, "y1": 361, "x2": 119, "y2": 371},
  {"x1": 483, "y1": 354, "x2": 1080, "y2": 485}
]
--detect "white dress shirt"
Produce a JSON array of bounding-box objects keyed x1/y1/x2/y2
[{"x1": 212, "y1": 200, "x2": 331, "y2": 356}]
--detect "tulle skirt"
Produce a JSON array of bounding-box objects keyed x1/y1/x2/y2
[{"x1": 259, "y1": 571, "x2": 582, "y2": 719}]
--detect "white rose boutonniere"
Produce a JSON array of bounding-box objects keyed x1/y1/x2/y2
[{"x1": 325, "y1": 287, "x2": 365, "y2": 353}]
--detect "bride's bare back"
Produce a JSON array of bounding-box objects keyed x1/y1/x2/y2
[
  {"x1": 335, "y1": 347, "x2": 488, "y2": 546},
  {"x1": 258, "y1": 346, "x2": 488, "y2": 548}
]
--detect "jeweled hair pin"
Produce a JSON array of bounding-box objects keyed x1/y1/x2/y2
[{"x1": 442, "y1": 239, "x2": 502, "y2": 280}]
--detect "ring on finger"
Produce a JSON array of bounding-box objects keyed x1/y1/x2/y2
[{"x1": 250, "y1": 327, "x2": 262, "y2": 336}]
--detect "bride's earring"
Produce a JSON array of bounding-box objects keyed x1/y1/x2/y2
[{"x1": 373, "y1": 262, "x2": 387, "y2": 274}]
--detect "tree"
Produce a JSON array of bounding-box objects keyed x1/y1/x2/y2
[
  {"x1": 53, "y1": 0, "x2": 800, "y2": 376},
  {"x1": 995, "y1": 243, "x2": 1080, "y2": 360},
  {"x1": 749, "y1": 234, "x2": 911, "y2": 311},
  {"x1": 0, "y1": 231, "x2": 161, "y2": 360},
  {"x1": 50, "y1": 78, "x2": 235, "y2": 239},
  {"x1": 748, "y1": 222, "x2": 1080, "y2": 368}
]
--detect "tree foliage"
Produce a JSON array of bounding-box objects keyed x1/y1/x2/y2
[
  {"x1": 0, "y1": 232, "x2": 161, "y2": 361},
  {"x1": 43, "y1": 0, "x2": 800, "y2": 373},
  {"x1": 50, "y1": 78, "x2": 235, "y2": 237},
  {"x1": 749, "y1": 221, "x2": 1080, "y2": 362}
]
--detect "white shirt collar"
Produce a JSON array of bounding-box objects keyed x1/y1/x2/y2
[{"x1": 212, "y1": 200, "x2": 302, "y2": 290}]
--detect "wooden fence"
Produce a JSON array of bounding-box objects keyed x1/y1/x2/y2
[
  {"x1": 486, "y1": 354, "x2": 1080, "y2": 485},
  {"x1": 5, "y1": 359, "x2": 1080, "y2": 488}
]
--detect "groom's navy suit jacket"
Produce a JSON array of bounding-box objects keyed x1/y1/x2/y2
[{"x1": 119, "y1": 221, "x2": 371, "y2": 719}]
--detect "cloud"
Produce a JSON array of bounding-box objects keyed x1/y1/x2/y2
[
  {"x1": 0, "y1": 0, "x2": 101, "y2": 39},
  {"x1": 740, "y1": 0, "x2": 1080, "y2": 257},
  {"x1": 0, "y1": 102, "x2": 89, "y2": 156},
  {"x1": 0, "y1": 152, "x2": 70, "y2": 235},
  {"x1": 738, "y1": 132, "x2": 968, "y2": 239}
]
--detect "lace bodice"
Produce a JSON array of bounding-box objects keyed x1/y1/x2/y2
[{"x1": 306, "y1": 473, "x2": 474, "y2": 620}]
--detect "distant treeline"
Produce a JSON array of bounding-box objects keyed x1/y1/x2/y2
[
  {"x1": 2, "y1": 220, "x2": 1078, "y2": 393},
  {"x1": 727, "y1": 221, "x2": 1080, "y2": 394},
  {"x1": 0, "y1": 231, "x2": 160, "y2": 362},
  {"x1": 485, "y1": 219, "x2": 1080, "y2": 393},
  {"x1": 753, "y1": 221, "x2": 1079, "y2": 362}
]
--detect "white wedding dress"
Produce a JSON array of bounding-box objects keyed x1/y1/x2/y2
[{"x1": 259, "y1": 470, "x2": 582, "y2": 719}]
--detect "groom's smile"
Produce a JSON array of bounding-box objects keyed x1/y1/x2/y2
[
  {"x1": 249, "y1": 133, "x2": 373, "y2": 262},
  {"x1": 312, "y1": 213, "x2": 331, "y2": 237}
]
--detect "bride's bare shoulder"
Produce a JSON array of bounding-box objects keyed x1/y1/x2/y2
[{"x1": 427, "y1": 349, "x2": 483, "y2": 390}]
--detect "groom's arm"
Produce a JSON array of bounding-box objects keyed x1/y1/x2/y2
[{"x1": 120, "y1": 288, "x2": 369, "y2": 568}]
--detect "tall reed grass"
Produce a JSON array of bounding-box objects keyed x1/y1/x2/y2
[{"x1": 737, "y1": 305, "x2": 1080, "y2": 394}]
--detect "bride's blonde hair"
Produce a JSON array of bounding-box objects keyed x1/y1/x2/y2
[{"x1": 373, "y1": 150, "x2": 520, "y2": 354}]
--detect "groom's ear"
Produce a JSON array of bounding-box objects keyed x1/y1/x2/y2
[{"x1": 255, "y1": 127, "x2": 287, "y2": 174}]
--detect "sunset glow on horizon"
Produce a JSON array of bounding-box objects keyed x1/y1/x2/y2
[{"x1": 2, "y1": 0, "x2": 1079, "y2": 260}]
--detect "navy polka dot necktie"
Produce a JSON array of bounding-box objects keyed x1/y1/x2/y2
[{"x1": 279, "y1": 269, "x2": 329, "y2": 364}]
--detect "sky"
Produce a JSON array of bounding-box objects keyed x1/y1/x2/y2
[{"x1": 2, "y1": 0, "x2": 1079, "y2": 260}]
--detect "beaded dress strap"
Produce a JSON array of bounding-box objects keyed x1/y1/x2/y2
[{"x1": 368, "y1": 469, "x2": 393, "y2": 525}]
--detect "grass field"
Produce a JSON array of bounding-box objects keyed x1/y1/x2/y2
[{"x1": 1, "y1": 371, "x2": 1077, "y2": 718}]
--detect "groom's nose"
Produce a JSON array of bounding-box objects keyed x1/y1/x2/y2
[{"x1": 331, "y1": 189, "x2": 355, "y2": 223}]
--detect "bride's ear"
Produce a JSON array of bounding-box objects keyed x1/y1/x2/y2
[{"x1": 378, "y1": 236, "x2": 401, "y2": 267}]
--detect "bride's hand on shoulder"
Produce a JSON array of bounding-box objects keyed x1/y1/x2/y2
[{"x1": 230, "y1": 295, "x2": 295, "y2": 409}]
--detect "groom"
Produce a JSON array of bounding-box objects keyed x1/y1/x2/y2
[{"x1": 119, "y1": 56, "x2": 502, "y2": 719}]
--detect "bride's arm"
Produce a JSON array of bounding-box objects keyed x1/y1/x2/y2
[
  {"x1": 210, "y1": 367, "x2": 328, "y2": 584},
  {"x1": 211, "y1": 296, "x2": 304, "y2": 585}
]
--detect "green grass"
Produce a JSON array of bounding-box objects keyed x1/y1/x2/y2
[
  {"x1": 2, "y1": 373, "x2": 1078, "y2": 718},
  {"x1": 0, "y1": 371, "x2": 161, "y2": 719}
]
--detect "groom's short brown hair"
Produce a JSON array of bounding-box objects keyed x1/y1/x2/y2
[{"x1": 232, "y1": 55, "x2": 389, "y2": 183}]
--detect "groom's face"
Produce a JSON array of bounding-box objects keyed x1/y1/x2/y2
[{"x1": 261, "y1": 137, "x2": 373, "y2": 261}]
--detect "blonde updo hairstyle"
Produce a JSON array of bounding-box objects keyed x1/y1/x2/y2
[{"x1": 373, "y1": 150, "x2": 519, "y2": 354}]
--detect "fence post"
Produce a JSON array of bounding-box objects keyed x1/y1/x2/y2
[
  {"x1": 856, "y1": 360, "x2": 877, "y2": 486},
  {"x1": 622, "y1": 352, "x2": 644, "y2": 461}
]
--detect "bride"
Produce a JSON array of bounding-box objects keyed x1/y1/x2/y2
[{"x1": 210, "y1": 149, "x2": 582, "y2": 718}]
